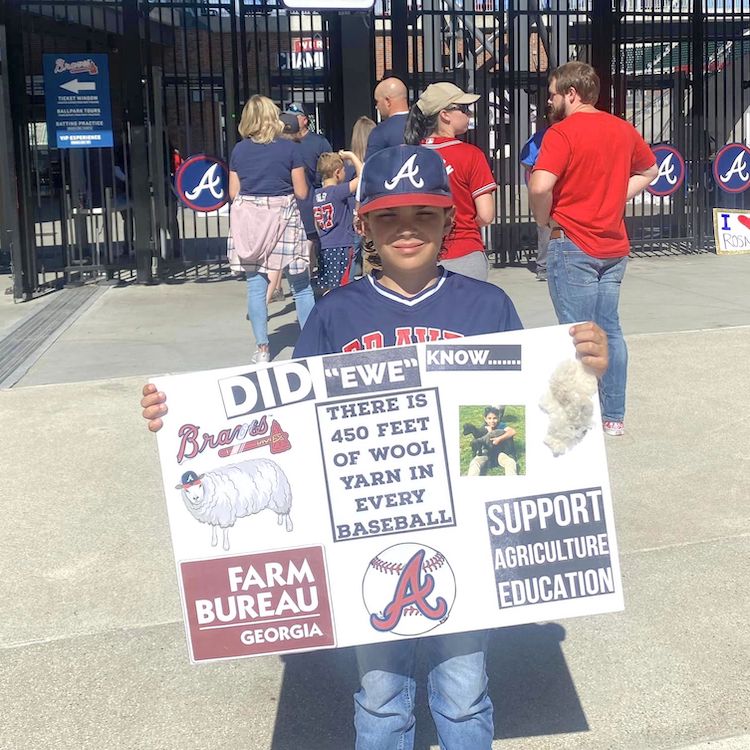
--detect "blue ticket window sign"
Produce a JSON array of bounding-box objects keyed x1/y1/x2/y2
[{"x1": 43, "y1": 53, "x2": 113, "y2": 149}]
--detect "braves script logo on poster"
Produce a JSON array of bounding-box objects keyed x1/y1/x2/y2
[
  {"x1": 176, "y1": 415, "x2": 291, "y2": 462},
  {"x1": 181, "y1": 547, "x2": 335, "y2": 661},
  {"x1": 647, "y1": 145, "x2": 685, "y2": 196},
  {"x1": 713, "y1": 144, "x2": 750, "y2": 193},
  {"x1": 175, "y1": 155, "x2": 229, "y2": 211},
  {"x1": 219, "y1": 361, "x2": 315, "y2": 418},
  {"x1": 362, "y1": 543, "x2": 455, "y2": 636}
]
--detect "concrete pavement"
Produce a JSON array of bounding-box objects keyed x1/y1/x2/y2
[{"x1": 1, "y1": 253, "x2": 749, "y2": 749}]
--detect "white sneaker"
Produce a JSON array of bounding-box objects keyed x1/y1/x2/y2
[{"x1": 252, "y1": 349, "x2": 271, "y2": 364}]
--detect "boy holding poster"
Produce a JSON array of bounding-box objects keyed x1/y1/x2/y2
[{"x1": 141, "y1": 145, "x2": 608, "y2": 749}]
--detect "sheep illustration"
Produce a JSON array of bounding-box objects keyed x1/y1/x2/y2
[
  {"x1": 539, "y1": 358, "x2": 598, "y2": 456},
  {"x1": 175, "y1": 459, "x2": 293, "y2": 550}
]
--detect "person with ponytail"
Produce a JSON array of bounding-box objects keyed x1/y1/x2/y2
[{"x1": 404, "y1": 82, "x2": 497, "y2": 281}]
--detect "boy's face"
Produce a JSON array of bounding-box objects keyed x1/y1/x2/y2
[
  {"x1": 361, "y1": 205, "x2": 454, "y2": 272},
  {"x1": 484, "y1": 412, "x2": 499, "y2": 429}
]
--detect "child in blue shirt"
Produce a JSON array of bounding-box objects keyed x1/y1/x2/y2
[
  {"x1": 313, "y1": 150, "x2": 363, "y2": 291},
  {"x1": 141, "y1": 145, "x2": 608, "y2": 750}
]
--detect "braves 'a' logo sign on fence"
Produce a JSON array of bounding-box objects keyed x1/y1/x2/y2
[
  {"x1": 175, "y1": 155, "x2": 229, "y2": 211},
  {"x1": 713, "y1": 144, "x2": 750, "y2": 193},
  {"x1": 647, "y1": 145, "x2": 685, "y2": 196}
]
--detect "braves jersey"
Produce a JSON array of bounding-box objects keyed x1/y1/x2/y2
[
  {"x1": 313, "y1": 182, "x2": 357, "y2": 249},
  {"x1": 421, "y1": 137, "x2": 497, "y2": 260},
  {"x1": 364, "y1": 112, "x2": 409, "y2": 161},
  {"x1": 293, "y1": 268, "x2": 522, "y2": 357}
]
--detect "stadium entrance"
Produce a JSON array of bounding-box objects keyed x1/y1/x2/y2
[{"x1": 2, "y1": 0, "x2": 749, "y2": 299}]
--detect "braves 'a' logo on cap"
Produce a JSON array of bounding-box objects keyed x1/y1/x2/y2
[{"x1": 384, "y1": 154, "x2": 425, "y2": 191}]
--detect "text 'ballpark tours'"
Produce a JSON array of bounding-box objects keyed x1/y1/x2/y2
[{"x1": 153, "y1": 325, "x2": 622, "y2": 663}]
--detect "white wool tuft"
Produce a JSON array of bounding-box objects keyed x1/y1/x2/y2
[{"x1": 539, "y1": 359, "x2": 598, "y2": 456}]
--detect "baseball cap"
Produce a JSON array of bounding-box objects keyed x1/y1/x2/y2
[
  {"x1": 356, "y1": 145, "x2": 453, "y2": 215},
  {"x1": 280, "y1": 112, "x2": 300, "y2": 134},
  {"x1": 416, "y1": 82, "x2": 480, "y2": 116},
  {"x1": 283, "y1": 101, "x2": 306, "y2": 115}
]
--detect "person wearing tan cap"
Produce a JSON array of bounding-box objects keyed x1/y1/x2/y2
[{"x1": 404, "y1": 82, "x2": 497, "y2": 281}]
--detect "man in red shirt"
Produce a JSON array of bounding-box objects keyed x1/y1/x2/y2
[{"x1": 529, "y1": 62, "x2": 657, "y2": 437}]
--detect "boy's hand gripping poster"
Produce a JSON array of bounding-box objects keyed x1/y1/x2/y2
[{"x1": 153, "y1": 325, "x2": 623, "y2": 663}]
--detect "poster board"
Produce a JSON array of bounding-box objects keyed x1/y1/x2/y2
[
  {"x1": 712, "y1": 208, "x2": 750, "y2": 255},
  {"x1": 153, "y1": 325, "x2": 623, "y2": 663}
]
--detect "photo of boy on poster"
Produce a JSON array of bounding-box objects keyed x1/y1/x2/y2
[{"x1": 461, "y1": 405, "x2": 525, "y2": 476}]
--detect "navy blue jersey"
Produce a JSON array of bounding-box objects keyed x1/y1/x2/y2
[
  {"x1": 313, "y1": 182, "x2": 356, "y2": 249},
  {"x1": 343, "y1": 163, "x2": 358, "y2": 212},
  {"x1": 364, "y1": 113, "x2": 408, "y2": 162},
  {"x1": 229, "y1": 138, "x2": 303, "y2": 196},
  {"x1": 298, "y1": 130, "x2": 333, "y2": 188},
  {"x1": 293, "y1": 268, "x2": 523, "y2": 356},
  {"x1": 296, "y1": 131, "x2": 332, "y2": 236}
]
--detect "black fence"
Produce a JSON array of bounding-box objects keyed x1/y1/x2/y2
[{"x1": 2, "y1": 0, "x2": 749, "y2": 299}]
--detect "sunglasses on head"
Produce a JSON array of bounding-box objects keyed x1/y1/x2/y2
[{"x1": 445, "y1": 103, "x2": 472, "y2": 114}]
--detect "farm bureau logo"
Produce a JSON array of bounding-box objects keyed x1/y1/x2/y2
[
  {"x1": 713, "y1": 144, "x2": 750, "y2": 194},
  {"x1": 647, "y1": 145, "x2": 685, "y2": 196},
  {"x1": 362, "y1": 543, "x2": 455, "y2": 636},
  {"x1": 175, "y1": 155, "x2": 229, "y2": 211}
]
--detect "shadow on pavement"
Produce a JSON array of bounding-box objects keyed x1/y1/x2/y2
[
  {"x1": 488, "y1": 623, "x2": 587, "y2": 740},
  {"x1": 270, "y1": 623, "x2": 585, "y2": 749},
  {"x1": 268, "y1": 320, "x2": 306, "y2": 357},
  {"x1": 271, "y1": 647, "x2": 359, "y2": 749}
]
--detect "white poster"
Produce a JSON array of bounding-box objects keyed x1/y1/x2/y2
[
  {"x1": 153, "y1": 325, "x2": 623, "y2": 663},
  {"x1": 713, "y1": 207, "x2": 750, "y2": 255}
]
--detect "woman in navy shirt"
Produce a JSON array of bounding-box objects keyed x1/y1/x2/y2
[{"x1": 228, "y1": 95, "x2": 314, "y2": 363}]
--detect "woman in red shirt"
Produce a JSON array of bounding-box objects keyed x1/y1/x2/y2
[{"x1": 404, "y1": 82, "x2": 497, "y2": 281}]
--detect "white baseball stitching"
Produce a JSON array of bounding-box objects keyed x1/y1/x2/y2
[{"x1": 369, "y1": 551, "x2": 446, "y2": 575}]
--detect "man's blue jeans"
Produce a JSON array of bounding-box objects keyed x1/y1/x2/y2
[
  {"x1": 354, "y1": 631, "x2": 493, "y2": 750},
  {"x1": 547, "y1": 237, "x2": 628, "y2": 422},
  {"x1": 246, "y1": 268, "x2": 314, "y2": 347}
]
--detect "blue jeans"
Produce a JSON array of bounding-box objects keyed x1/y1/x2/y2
[
  {"x1": 246, "y1": 268, "x2": 314, "y2": 348},
  {"x1": 354, "y1": 631, "x2": 493, "y2": 750},
  {"x1": 547, "y1": 237, "x2": 628, "y2": 422}
]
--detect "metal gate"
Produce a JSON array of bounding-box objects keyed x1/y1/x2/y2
[
  {"x1": 1, "y1": 0, "x2": 343, "y2": 298},
  {"x1": 373, "y1": 0, "x2": 750, "y2": 261},
  {"x1": 3, "y1": 0, "x2": 750, "y2": 300}
]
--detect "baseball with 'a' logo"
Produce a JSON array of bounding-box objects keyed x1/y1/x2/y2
[{"x1": 362, "y1": 543, "x2": 456, "y2": 636}]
